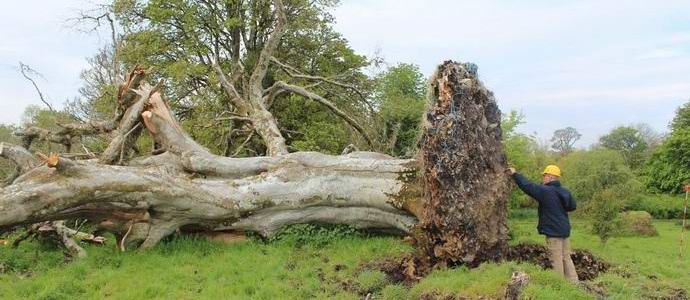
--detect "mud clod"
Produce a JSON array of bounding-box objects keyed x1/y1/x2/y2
[{"x1": 507, "y1": 243, "x2": 610, "y2": 280}]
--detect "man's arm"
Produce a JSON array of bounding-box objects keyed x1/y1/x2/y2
[
  {"x1": 509, "y1": 171, "x2": 545, "y2": 201},
  {"x1": 562, "y1": 192, "x2": 577, "y2": 212}
]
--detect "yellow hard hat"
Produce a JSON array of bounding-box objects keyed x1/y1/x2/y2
[{"x1": 543, "y1": 165, "x2": 561, "y2": 177}]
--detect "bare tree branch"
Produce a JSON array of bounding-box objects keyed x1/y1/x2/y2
[
  {"x1": 19, "y1": 62, "x2": 54, "y2": 111},
  {"x1": 270, "y1": 81, "x2": 374, "y2": 148},
  {"x1": 211, "y1": 58, "x2": 247, "y2": 111},
  {"x1": 270, "y1": 56, "x2": 369, "y2": 101},
  {"x1": 249, "y1": 0, "x2": 287, "y2": 100}
]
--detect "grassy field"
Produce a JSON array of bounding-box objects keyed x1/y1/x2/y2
[{"x1": 0, "y1": 219, "x2": 688, "y2": 299}]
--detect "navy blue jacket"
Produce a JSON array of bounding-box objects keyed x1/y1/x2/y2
[{"x1": 512, "y1": 173, "x2": 577, "y2": 238}]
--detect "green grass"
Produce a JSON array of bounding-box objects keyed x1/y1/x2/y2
[
  {"x1": 510, "y1": 219, "x2": 690, "y2": 299},
  {"x1": 0, "y1": 219, "x2": 688, "y2": 299},
  {"x1": 0, "y1": 232, "x2": 411, "y2": 299}
]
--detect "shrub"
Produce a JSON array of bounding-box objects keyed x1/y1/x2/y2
[
  {"x1": 559, "y1": 149, "x2": 640, "y2": 208},
  {"x1": 615, "y1": 211, "x2": 658, "y2": 236},
  {"x1": 628, "y1": 194, "x2": 685, "y2": 219},
  {"x1": 590, "y1": 189, "x2": 625, "y2": 244}
]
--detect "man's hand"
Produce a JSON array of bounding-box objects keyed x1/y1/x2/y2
[{"x1": 507, "y1": 167, "x2": 516, "y2": 175}]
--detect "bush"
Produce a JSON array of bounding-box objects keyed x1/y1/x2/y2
[
  {"x1": 628, "y1": 194, "x2": 686, "y2": 219},
  {"x1": 615, "y1": 211, "x2": 658, "y2": 236},
  {"x1": 559, "y1": 149, "x2": 640, "y2": 208},
  {"x1": 590, "y1": 189, "x2": 625, "y2": 244}
]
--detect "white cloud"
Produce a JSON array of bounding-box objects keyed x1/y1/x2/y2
[{"x1": 636, "y1": 48, "x2": 684, "y2": 60}]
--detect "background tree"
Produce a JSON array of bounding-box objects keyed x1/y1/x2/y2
[
  {"x1": 599, "y1": 126, "x2": 648, "y2": 169},
  {"x1": 0, "y1": 124, "x2": 21, "y2": 185},
  {"x1": 502, "y1": 111, "x2": 554, "y2": 208},
  {"x1": 559, "y1": 149, "x2": 641, "y2": 209},
  {"x1": 111, "y1": 0, "x2": 375, "y2": 157},
  {"x1": 645, "y1": 99, "x2": 690, "y2": 193},
  {"x1": 633, "y1": 123, "x2": 664, "y2": 151},
  {"x1": 550, "y1": 126, "x2": 581, "y2": 155},
  {"x1": 373, "y1": 63, "x2": 426, "y2": 157}
]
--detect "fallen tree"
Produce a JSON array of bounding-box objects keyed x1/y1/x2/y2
[
  {"x1": 0, "y1": 60, "x2": 509, "y2": 257},
  {"x1": 0, "y1": 3, "x2": 513, "y2": 272}
]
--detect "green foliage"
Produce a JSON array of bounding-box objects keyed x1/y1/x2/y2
[
  {"x1": 628, "y1": 193, "x2": 686, "y2": 219},
  {"x1": 670, "y1": 99, "x2": 690, "y2": 132},
  {"x1": 502, "y1": 111, "x2": 555, "y2": 208},
  {"x1": 374, "y1": 63, "x2": 426, "y2": 157},
  {"x1": 645, "y1": 99, "x2": 690, "y2": 193},
  {"x1": 508, "y1": 208, "x2": 538, "y2": 220},
  {"x1": 112, "y1": 0, "x2": 373, "y2": 154},
  {"x1": 645, "y1": 129, "x2": 690, "y2": 193},
  {"x1": 599, "y1": 126, "x2": 648, "y2": 169},
  {"x1": 290, "y1": 121, "x2": 349, "y2": 154},
  {"x1": 559, "y1": 149, "x2": 640, "y2": 207},
  {"x1": 268, "y1": 224, "x2": 360, "y2": 247},
  {"x1": 590, "y1": 188, "x2": 625, "y2": 244}
]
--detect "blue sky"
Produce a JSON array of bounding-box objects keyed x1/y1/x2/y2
[{"x1": 1, "y1": 1, "x2": 689, "y2": 147}]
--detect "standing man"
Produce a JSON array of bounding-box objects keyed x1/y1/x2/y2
[{"x1": 508, "y1": 165, "x2": 579, "y2": 282}]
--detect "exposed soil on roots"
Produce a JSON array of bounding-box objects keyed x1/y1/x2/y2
[{"x1": 414, "y1": 60, "x2": 511, "y2": 274}]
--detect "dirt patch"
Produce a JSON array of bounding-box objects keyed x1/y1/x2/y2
[
  {"x1": 360, "y1": 257, "x2": 413, "y2": 285},
  {"x1": 363, "y1": 243, "x2": 610, "y2": 286},
  {"x1": 419, "y1": 291, "x2": 457, "y2": 300},
  {"x1": 507, "y1": 243, "x2": 610, "y2": 280},
  {"x1": 641, "y1": 284, "x2": 689, "y2": 300}
]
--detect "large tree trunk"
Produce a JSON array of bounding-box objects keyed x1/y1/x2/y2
[{"x1": 0, "y1": 61, "x2": 508, "y2": 265}]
